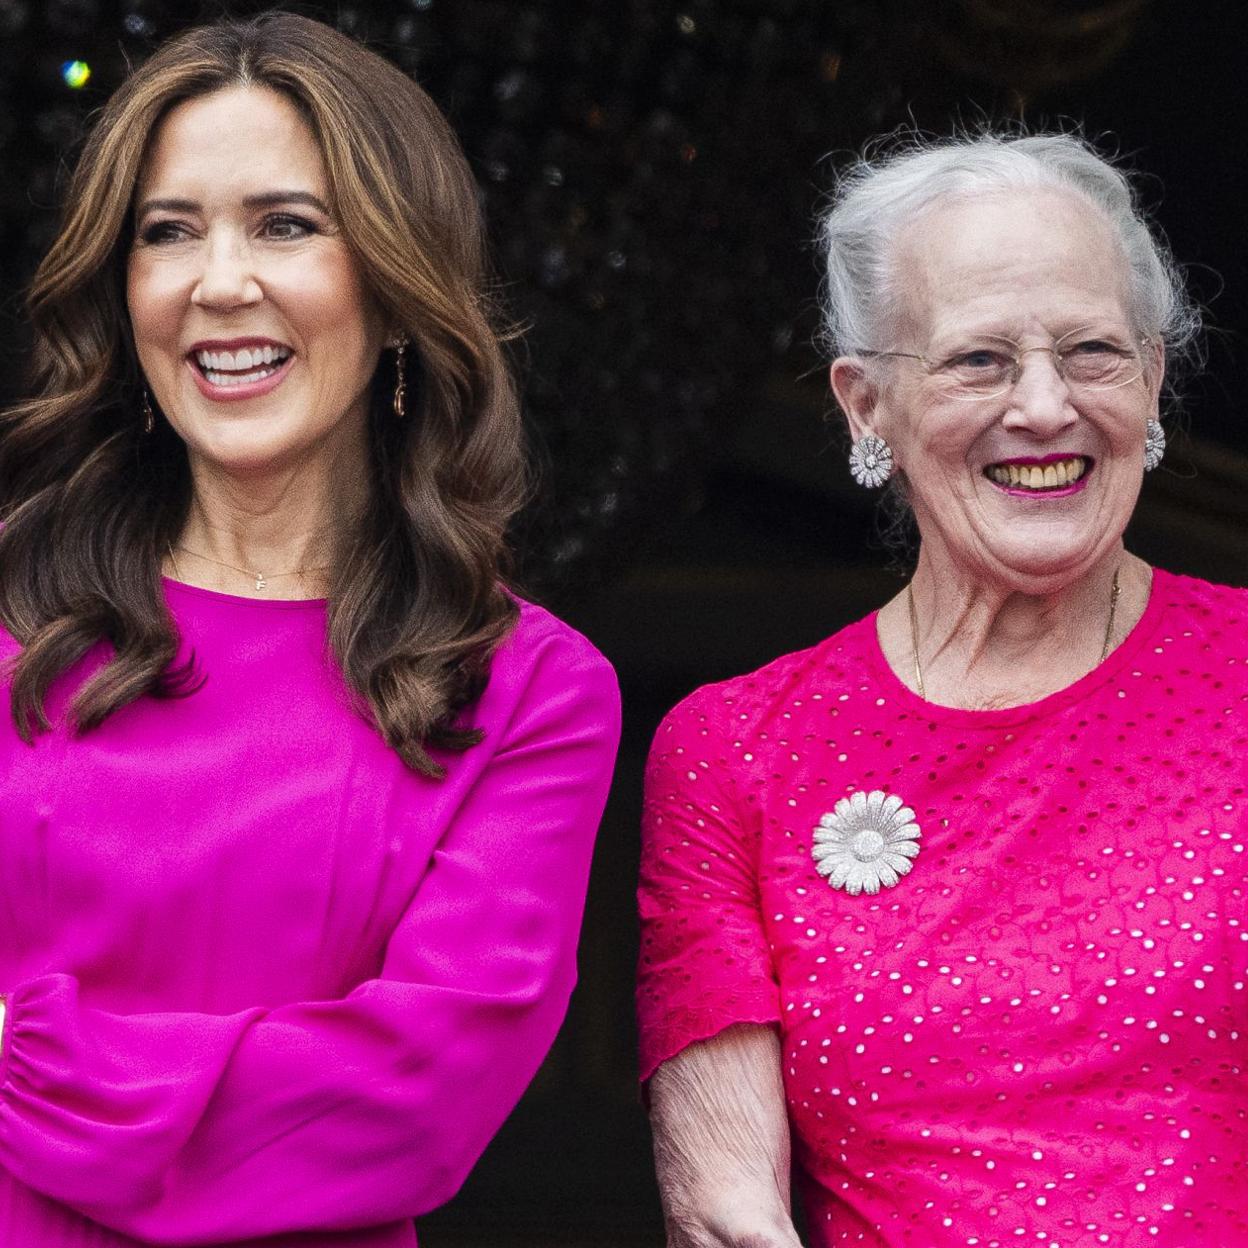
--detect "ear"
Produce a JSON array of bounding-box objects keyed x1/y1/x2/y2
[{"x1": 829, "y1": 356, "x2": 884, "y2": 445}]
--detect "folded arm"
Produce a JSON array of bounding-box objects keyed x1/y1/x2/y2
[{"x1": 0, "y1": 634, "x2": 620, "y2": 1245}]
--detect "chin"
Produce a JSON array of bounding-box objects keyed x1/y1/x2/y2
[
  {"x1": 185, "y1": 422, "x2": 303, "y2": 473},
  {"x1": 980, "y1": 538, "x2": 1113, "y2": 589}
]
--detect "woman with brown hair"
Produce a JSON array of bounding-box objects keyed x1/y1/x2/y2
[{"x1": 0, "y1": 12, "x2": 619, "y2": 1246}]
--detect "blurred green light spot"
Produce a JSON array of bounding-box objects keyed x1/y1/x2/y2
[{"x1": 61, "y1": 61, "x2": 91, "y2": 89}]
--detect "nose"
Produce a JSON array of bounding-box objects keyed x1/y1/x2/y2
[
  {"x1": 190, "y1": 231, "x2": 262, "y2": 310},
  {"x1": 1001, "y1": 348, "x2": 1078, "y2": 438}
]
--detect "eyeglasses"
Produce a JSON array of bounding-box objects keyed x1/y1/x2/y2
[{"x1": 857, "y1": 329, "x2": 1150, "y2": 401}]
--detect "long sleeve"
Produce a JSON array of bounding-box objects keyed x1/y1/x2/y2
[{"x1": 0, "y1": 624, "x2": 621, "y2": 1245}]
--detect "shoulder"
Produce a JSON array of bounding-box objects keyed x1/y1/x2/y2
[
  {"x1": 501, "y1": 596, "x2": 617, "y2": 686},
  {"x1": 475, "y1": 594, "x2": 620, "y2": 737},
  {"x1": 650, "y1": 612, "x2": 878, "y2": 754},
  {"x1": 1111, "y1": 567, "x2": 1248, "y2": 708},
  {"x1": 1152, "y1": 566, "x2": 1248, "y2": 620},
  {"x1": 1151, "y1": 567, "x2": 1248, "y2": 655}
]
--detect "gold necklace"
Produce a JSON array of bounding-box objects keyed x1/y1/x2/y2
[
  {"x1": 907, "y1": 567, "x2": 1121, "y2": 701},
  {"x1": 168, "y1": 543, "x2": 331, "y2": 593}
]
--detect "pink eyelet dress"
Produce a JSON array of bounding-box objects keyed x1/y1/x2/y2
[
  {"x1": 638, "y1": 568, "x2": 1248, "y2": 1248},
  {"x1": 0, "y1": 583, "x2": 620, "y2": 1247}
]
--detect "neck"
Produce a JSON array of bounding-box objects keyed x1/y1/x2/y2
[
  {"x1": 880, "y1": 544, "x2": 1151, "y2": 709},
  {"x1": 170, "y1": 443, "x2": 369, "y2": 598}
]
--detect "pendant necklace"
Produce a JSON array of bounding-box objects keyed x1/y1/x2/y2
[
  {"x1": 168, "y1": 543, "x2": 331, "y2": 593},
  {"x1": 907, "y1": 567, "x2": 1121, "y2": 701}
]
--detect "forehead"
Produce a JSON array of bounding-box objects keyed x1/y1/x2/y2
[
  {"x1": 135, "y1": 85, "x2": 327, "y2": 202},
  {"x1": 893, "y1": 187, "x2": 1132, "y2": 344}
]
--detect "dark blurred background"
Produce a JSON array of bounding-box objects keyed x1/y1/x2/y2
[{"x1": 1, "y1": 1, "x2": 1245, "y2": 1244}]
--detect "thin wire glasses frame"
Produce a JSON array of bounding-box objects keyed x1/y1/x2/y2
[{"x1": 856, "y1": 327, "x2": 1152, "y2": 402}]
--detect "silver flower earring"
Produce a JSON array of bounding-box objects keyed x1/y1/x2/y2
[
  {"x1": 849, "y1": 433, "x2": 893, "y2": 489},
  {"x1": 1144, "y1": 419, "x2": 1165, "y2": 472}
]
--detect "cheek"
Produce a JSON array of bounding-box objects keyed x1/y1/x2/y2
[
  {"x1": 126, "y1": 259, "x2": 185, "y2": 353},
  {"x1": 1084, "y1": 396, "x2": 1149, "y2": 473},
  {"x1": 283, "y1": 248, "x2": 375, "y2": 340},
  {"x1": 1111, "y1": 402, "x2": 1150, "y2": 449},
  {"x1": 900, "y1": 409, "x2": 983, "y2": 480}
]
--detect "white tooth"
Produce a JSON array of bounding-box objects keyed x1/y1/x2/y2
[
  {"x1": 1055, "y1": 461, "x2": 1068, "y2": 485},
  {"x1": 1007, "y1": 465, "x2": 1020, "y2": 486},
  {"x1": 261, "y1": 346, "x2": 273, "y2": 364},
  {"x1": 1028, "y1": 466, "x2": 1044, "y2": 488},
  {"x1": 220, "y1": 350, "x2": 237, "y2": 370},
  {"x1": 237, "y1": 349, "x2": 254, "y2": 369},
  {"x1": 1069, "y1": 458, "x2": 1084, "y2": 481},
  {"x1": 205, "y1": 362, "x2": 281, "y2": 388},
  {"x1": 1043, "y1": 465, "x2": 1058, "y2": 488},
  {"x1": 990, "y1": 467, "x2": 1005, "y2": 484}
]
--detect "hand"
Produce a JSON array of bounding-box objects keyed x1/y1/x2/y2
[{"x1": 665, "y1": 1186, "x2": 804, "y2": 1248}]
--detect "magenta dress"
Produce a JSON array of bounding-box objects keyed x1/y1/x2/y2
[
  {"x1": 638, "y1": 568, "x2": 1248, "y2": 1247},
  {"x1": 0, "y1": 580, "x2": 620, "y2": 1246}
]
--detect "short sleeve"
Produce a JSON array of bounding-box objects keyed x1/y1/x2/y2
[{"x1": 636, "y1": 686, "x2": 780, "y2": 1081}]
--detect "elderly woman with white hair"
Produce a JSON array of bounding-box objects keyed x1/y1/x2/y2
[{"x1": 636, "y1": 130, "x2": 1248, "y2": 1248}]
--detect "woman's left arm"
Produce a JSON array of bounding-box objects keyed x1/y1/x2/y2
[{"x1": 0, "y1": 631, "x2": 620, "y2": 1245}]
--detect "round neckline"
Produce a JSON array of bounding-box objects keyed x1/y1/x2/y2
[
  {"x1": 161, "y1": 576, "x2": 328, "y2": 610},
  {"x1": 862, "y1": 564, "x2": 1173, "y2": 729}
]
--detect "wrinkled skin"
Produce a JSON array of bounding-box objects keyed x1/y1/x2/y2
[{"x1": 649, "y1": 1024, "x2": 803, "y2": 1248}]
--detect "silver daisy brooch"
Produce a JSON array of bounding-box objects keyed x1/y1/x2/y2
[{"x1": 811, "y1": 790, "x2": 921, "y2": 896}]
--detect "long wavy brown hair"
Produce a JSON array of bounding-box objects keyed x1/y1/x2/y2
[{"x1": 0, "y1": 12, "x2": 527, "y2": 778}]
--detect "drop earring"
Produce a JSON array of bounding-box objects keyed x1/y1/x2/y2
[
  {"x1": 392, "y1": 338, "x2": 408, "y2": 418},
  {"x1": 1144, "y1": 419, "x2": 1165, "y2": 472},
  {"x1": 141, "y1": 390, "x2": 155, "y2": 435},
  {"x1": 848, "y1": 433, "x2": 893, "y2": 489}
]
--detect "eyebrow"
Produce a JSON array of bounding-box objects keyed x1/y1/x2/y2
[{"x1": 134, "y1": 190, "x2": 333, "y2": 218}]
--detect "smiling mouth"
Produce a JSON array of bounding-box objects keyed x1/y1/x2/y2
[
  {"x1": 985, "y1": 456, "x2": 1091, "y2": 492},
  {"x1": 192, "y1": 345, "x2": 292, "y2": 388}
]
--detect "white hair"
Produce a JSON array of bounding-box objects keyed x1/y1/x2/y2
[{"x1": 817, "y1": 129, "x2": 1200, "y2": 366}]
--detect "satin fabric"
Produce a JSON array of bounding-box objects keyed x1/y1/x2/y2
[{"x1": 0, "y1": 583, "x2": 620, "y2": 1246}]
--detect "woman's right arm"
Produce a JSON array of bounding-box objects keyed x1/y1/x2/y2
[
  {"x1": 0, "y1": 623, "x2": 621, "y2": 1244},
  {"x1": 650, "y1": 1023, "x2": 802, "y2": 1248},
  {"x1": 638, "y1": 687, "x2": 800, "y2": 1247}
]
